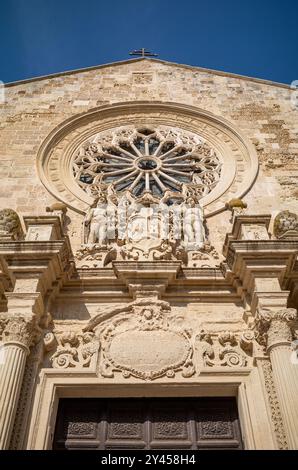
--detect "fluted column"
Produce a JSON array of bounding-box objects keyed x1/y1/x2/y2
[
  {"x1": 257, "y1": 308, "x2": 298, "y2": 449},
  {"x1": 0, "y1": 316, "x2": 38, "y2": 449}
]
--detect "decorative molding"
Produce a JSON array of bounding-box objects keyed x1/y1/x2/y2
[
  {"x1": 84, "y1": 298, "x2": 171, "y2": 332},
  {"x1": 9, "y1": 343, "x2": 43, "y2": 449},
  {"x1": 99, "y1": 302, "x2": 195, "y2": 380},
  {"x1": 72, "y1": 125, "x2": 222, "y2": 200},
  {"x1": 49, "y1": 331, "x2": 99, "y2": 369},
  {"x1": 74, "y1": 184, "x2": 221, "y2": 266},
  {"x1": 259, "y1": 359, "x2": 288, "y2": 450},
  {"x1": 197, "y1": 330, "x2": 252, "y2": 368},
  {"x1": 256, "y1": 308, "x2": 297, "y2": 350},
  {"x1": 37, "y1": 102, "x2": 258, "y2": 216},
  {"x1": 74, "y1": 244, "x2": 117, "y2": 268},
  {"x1": 0, "y1": 315, "x2": 41, "y2": 351}
]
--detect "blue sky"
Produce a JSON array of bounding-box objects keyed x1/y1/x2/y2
[{"x1": 1, "y1": 0, "x2": 297, "y2": 84}]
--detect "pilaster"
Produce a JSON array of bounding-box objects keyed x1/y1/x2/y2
[
  {"x1": 0, "y1": 212, "x2": 73, "y2": 449},
  {"x1": 256, "y1": 308, "x2": 298, "y2": 449}
]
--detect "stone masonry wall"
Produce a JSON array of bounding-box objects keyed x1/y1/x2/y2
[{"x1": 0, "y1": 58, "x2": 297, "y2": 249}]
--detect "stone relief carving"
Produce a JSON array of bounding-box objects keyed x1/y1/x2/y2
[
  {"x1": 38, "y1": 105, "x2": 259, "y2": 217},
  {"x1": 0, "y1": 209, "x2": 23, "y2": 241},
  {"x1": 196, "y1": 329, "x2": 253, "y2": 368},
  {"x1": 44, "y1": 302, "x2": 255, "y2": 376},
  {"x1": 84, "y1": 193, "x2": 111, "y2": 245},
  {"x1": 240, "y1": 224, "x2": 270, "y2": 240},
  {"x1": 184, "y1": 241, "x2": 220, "y2": 268},
  {"x1": 75, "y1": 180, "x2": 220, "y2": 267},
  {"x1": 96, "y1": 301, "x2": 195, "y2": 380},
  {"x1": 273, "y1": 210, "x2": 298, "y2": 239},
  {"x1": 75, "y1": 243, "x2": 117, "y2": 268},
  {"x1": 197, "y1": 331, "x2": 215, "y2": 367},
  {"x1": 43, "y1": 299, "x2": 198, "y2": 379},
  {"x1": 255, "y1": 308, "x2": 297, "y2": 350},
  {"x1": 69, "y1": 124, "x2": 225, "y2": 267},
  {"x1": 259, "y1": 359, "x2": 288, "y2": 450},
  {"x1": 180, "y1": 195, "x2": 205, "y2": 250},
  {"x1": 47, "y1": 331, "x2": 99, "y2": 369},
  {"x1": 0, "y1": 315, "x2": 41, "y2": 350}
]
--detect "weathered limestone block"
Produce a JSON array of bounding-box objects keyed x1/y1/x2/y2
[{"x1": 0, "y1": 209, "x2": 23, "y2": 240}]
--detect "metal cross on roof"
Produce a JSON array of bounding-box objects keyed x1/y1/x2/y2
[{"x1": 129, "y1": 48, "x2": 158, "y2": 58}]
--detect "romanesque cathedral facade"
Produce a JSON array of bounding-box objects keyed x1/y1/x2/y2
[{"x1": 0, "y1": 58, "x2": 297, "y2": 449}]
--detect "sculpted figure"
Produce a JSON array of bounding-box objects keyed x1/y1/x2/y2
[
  {"x1": 182, "y1": 196, "x2": 205, "y2": 249},
  {"x1": 84, "y1": 194, "x2": 108, "y2": 245},
  {"x1": 117, "y1": 191, "x2": 136, "y2": 241}
]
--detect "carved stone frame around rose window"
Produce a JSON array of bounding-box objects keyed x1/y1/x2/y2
[{"x1": 36, "y1": 101, "x2": 259, "y2": 217}]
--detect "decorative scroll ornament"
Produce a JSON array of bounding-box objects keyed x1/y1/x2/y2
[
  {"x1": 93, "y1": 300, "x2": 195, "y2": 380},
  {"x1": 72, "y1": 125, "x2": 222, "y2": 200},
  {"x1": 49, "y1": 331, "x2": 99, "y2": 369},
  {"x1": 0, "y1": 209, "x2": 23, "y2": 241},
  {"x1": 273, "y1": 210, "x2": 298, "y2": 239},
  {"x1": 197, "y1": 330, "x2": 252, "y2": 367},
  {"x1": 0, "y1": 315, "x2": 41, "y2": 350},
  {"x1": 218, "y1": 331, "x2": 247, "y2": 367}
]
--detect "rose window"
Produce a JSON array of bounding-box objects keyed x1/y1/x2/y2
[{"x1": 72, "y1": 125, "x2": 222, "y2": 199}]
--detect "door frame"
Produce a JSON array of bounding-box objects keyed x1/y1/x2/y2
[{"x1": 27, "y1": 367, "x2": 276, "y2": 450}]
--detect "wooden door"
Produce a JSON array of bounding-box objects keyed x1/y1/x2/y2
[{"x1": 53, "y1": 397, "x2": 243, "y2": 450}]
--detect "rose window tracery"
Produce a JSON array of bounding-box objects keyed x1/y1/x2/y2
[{"x1": 72, "y1": 125, "x2": 222, "y2": 199}]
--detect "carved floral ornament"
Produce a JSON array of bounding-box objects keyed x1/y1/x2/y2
[
  {"x1": 197, "y1": 329, "x2": 254, "y2": 368},
  {"x1": 44, "y1": 330, "x2": 99, "y2": 369},
  {"x1": 37, "y1": 103, "x2": 258, "y2": 216},
  {"x1": 255, "y1": 308, "x2": 297, "y2": 350},
  {"x1": 44, "y1": 300, "x2": 254, "y2": 378},
  {"x1": 0, "y1": 315, "x2": 41, "y2": 350}
]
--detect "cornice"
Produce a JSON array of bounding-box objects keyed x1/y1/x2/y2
[{"x1": 4, "y1": 57, "x2": 291, "y2": 90}]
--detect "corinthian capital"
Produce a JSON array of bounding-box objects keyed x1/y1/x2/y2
[
  {"x1": 256, "y1": 308, "x2": 297, "y2": 350},
  {"x1": 0, "y1": 315, "x2": 41, "y2": 351}
]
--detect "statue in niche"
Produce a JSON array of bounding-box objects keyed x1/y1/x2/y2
[
  {"x1": 84, "y1": 194, "x2": 108, "y2": 245},
  {"x1": 181, "y1": 196, "x2": 205, "y2": 250}
]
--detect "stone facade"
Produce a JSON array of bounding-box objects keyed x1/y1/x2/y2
[{"x1": 0, "y1": 58, "x2": 297, "y2": 450}]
